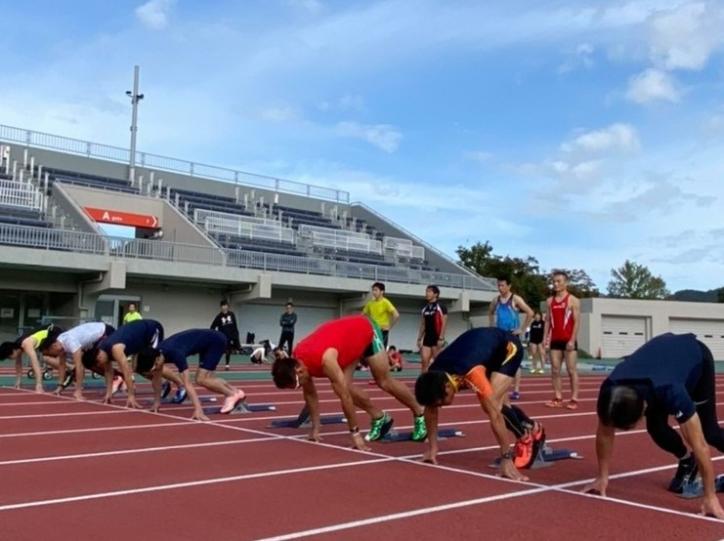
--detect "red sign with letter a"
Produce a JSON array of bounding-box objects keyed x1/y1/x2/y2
[{"x1": 84, "y1": 207, "x2": 159, "y2": 228}]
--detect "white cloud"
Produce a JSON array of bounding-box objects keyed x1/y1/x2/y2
[
  {"x1": 558, "y1": 42, "x2": 595, "y2": 73},
  {"x1": 626, "y1": 68, "x2": 681, "y2": 103},
  {"x1": 259, "y1": 106, "x2": 298, "y2": 122},
  {"x1": 317, "y1": 94, "x2": 364, "y2": 112},
  {"x1": 464, "y1": 150, "x2": 493, "y2": 164},
  {"x1": 561, "y1": 123, "x2": 640, "y2": 154},
  {"x1": 135, "y1": 0, "x2": 175, "y2": 30},
  {"x1": 649, "y1": 1, "x2": 724, "y2": 70},
  {"x1": 287, "y1": 0, "x2": 324, "y2": 14},
  {"x1": 335, "y1": 121, "x2": 402, "y2": 153}
]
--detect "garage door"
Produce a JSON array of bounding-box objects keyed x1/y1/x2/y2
[
  {"x1": 601, "y1": 316, "x2": 647, "y2": 358},
  {"x1": 669, "y1": 318, "x2": 724, "y2": 360}
]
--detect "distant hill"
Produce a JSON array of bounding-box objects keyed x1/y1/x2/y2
[{"x1": 669, "y1": 288, "x2": 724, "y2": 303}]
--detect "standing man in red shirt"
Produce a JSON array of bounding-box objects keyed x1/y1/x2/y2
[
  {"x1": 544, "y1": 270, "x2": 581, "y2": 410},
  {"x1": 272, "y1": 315, "x2": 427, "y2": 448},
  {"x1": 418, "y1": 285, "x2": 447, "y2": 373}
]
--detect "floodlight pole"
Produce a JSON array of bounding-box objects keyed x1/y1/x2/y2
[{"x1": 127, "y1": 65, "x2": 144, "y2": 183}]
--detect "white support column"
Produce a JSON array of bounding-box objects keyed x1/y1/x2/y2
[
  {"x1": 156, "y1": 178, "x2": 163, "y2": 197},
  {"x1": 235, "y1": 186, "x2": 240, "y2": 203},
  {"x1": 23, "y1": 148, "x2": 28, "y2": 168},
  {"x1": 18, "y1": 169, "x2": 24, "y2": 183},
  {"x1": 12, "y1": 160, "x2": 17, "y2": 180},
  {"x1": 137, "y1": 175, "x2": 143, "y2": 194},
  {"x1": 43, "y1": 172, "x2": 49, "y2": 194},
  {"x1": 37, "y1": 165, "x2": 43, "y2": 184},
  {"x1": 149, "y1": 171, "x2": 155, "y2": 192},
  {"x1": 29, "y1": 156, "x2": 35, "y2": 176}
]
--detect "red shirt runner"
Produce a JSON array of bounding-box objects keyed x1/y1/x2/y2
[
  {"x1": 548, "y1": 294, "x2": 574, "y2": 342},
  {"x1": 293, "y1": 315, "x2": 373, "y2": 377}
]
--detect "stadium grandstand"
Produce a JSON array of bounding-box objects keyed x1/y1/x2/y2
[{"x1": 0, "y1": 124, "x2": 497, "y2": 349}]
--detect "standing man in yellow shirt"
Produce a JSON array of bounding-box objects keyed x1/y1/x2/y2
[
  {"x1": 122, "y1": 302, "x2": 143, "y2": 325},
  {"x1": 362, "y1": 282, "x2": 399, "y2": 347}
]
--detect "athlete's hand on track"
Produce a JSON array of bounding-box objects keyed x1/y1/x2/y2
[
  {"x1": 14, "y1": 383, "x2": 21, "y2": 390},
  {"x1": 149, "y1": 404, "x2": 160, "y2": 413},
  {"x1": 101, "y1": 394, "x2": 112, "y2": 404},
  {"x1": 126, "y1": 397, "x2": 143, "y2": 409},
  {"x1": 73, "y1": 390, "x2": 85, "y2": 401},
  {"x1": 192, "y1": 410, "x2": 210, "y2": 422},
  {"x1": 582, "y1": 477, "x2": 608, "y2": 497},
  {"x1": 422, "y1": 448, "x2": 437, "y2": 464},
  {"x1": 499, "y1": 459, "x2": 529, "y2": 482},
  {"x1": 351, "y1": 433, "x2": 371, "y2": 451},
  {"x1": 701, "y1": 495, "x2": 724, "y2": 519},
  {"x1": 35, "y1": 385, "x2": 45, "y2": 394},
  {"x1": 308, "y1": 429, "x2": 322, "y2": 442},
  {"x1": 53, "y1": 386, "x2": 63, "y2": 396}
]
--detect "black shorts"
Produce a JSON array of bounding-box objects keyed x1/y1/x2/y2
[
  {"x1": 529, "y1": 337, "x2": 543, "y2": 345},
  {"x1": 422, "y1": 334, "x2": 441, "y2": 348},
  {"x1": 496, "y1": 336, "x2": 524, "y2": 378},
  {"x1": 550, "y1": 340, "x2": 577, "y2": 352}
]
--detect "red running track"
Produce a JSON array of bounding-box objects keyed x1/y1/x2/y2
[{"x1": 0, "y1": 374, "x2": 723, "y2": 541}]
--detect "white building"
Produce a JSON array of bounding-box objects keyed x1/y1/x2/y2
[{"x1": 579, "y1": 297, "x2": 724, "y2": 360}]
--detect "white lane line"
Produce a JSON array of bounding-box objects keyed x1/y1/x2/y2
[
  {"x1": 0, "y1": 410, "x2": 128, "y2": 420},
  {"x1": 0, "y1": 437, "x2": 277, "y2": 466},
  {"x1": 0, "y1": 458, "x2": 392, "y2": 512},
  {"x1": 0, "y1": 421, "x2": 193, "y2": 439}
]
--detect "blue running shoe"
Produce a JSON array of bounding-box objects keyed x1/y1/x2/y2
[
  {"x1": 171, "y1": 387, "x2": 188, "y2": 404},
  {"x1": 161, "y1": 381, "x2": 171, "y2": 400}
]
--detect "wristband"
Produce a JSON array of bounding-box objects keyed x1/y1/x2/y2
[
  {"x1": 350, "y1": 426, "x2": 360, "y2": 435},
  {"x1": 501, "y1": 448, "x2": 514, "y2": 460}
]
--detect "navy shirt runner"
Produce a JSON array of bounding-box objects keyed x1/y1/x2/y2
[{"x1": 159, "y1": 329, "x2": 228, "y2": 372}]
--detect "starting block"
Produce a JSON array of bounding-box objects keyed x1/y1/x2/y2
[
  {"x1": 269, "y1": 414, "x2": 346, "y2": 429},
  {"x1": 268, "y1": 405, "x2": 346, "y2": 429},
  {"x1": 203, "y1": 401, "x2": 276, "y2": 415},
  {"x1": 678, "y1": 475, "x2": 724, "y2": 499},
  {"x1": 381, "y1": 427, "x2": 464, "y2": 443},
  {"x1": 489, "y1": 444, "x2": 582, "y2": 470}
]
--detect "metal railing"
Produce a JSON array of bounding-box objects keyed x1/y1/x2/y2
[
  {"x1": 299, "y1": 224, "x2": 382, "y2": 255},
  {"x1": 0, "y1": 223, "x2": 493, "y2": 290},
  {"x1": 0, "y1": 223, "x2": 106, "y2": 253},
  {"x1": 383, "y1": 236, "x2": 425, "y2": 260},
  {"x1": 0, "y1": 180, "x2": 44, "y2": 211},
  {"x1": 194, "y1": 208, "x2": 295, "y2": 244},
  {"x1": 0, "y1": 124, "x2": 350, "y2": 204}
]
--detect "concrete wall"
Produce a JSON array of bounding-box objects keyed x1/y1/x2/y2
[
  {"x1": 60, "y1": 184, "x2": 215, "y2": 246},
  {"x1": 580, "y1": 297, "x2": 724, "y2": 357}
]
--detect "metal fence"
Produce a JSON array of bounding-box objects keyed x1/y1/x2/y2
[
  {"x1": 299, "y1": 224, "x2": 383, "y2": 255},
  {"x1": 0, "y1": 124, "x2": 350, "y2": 204},
  {"x1": 383, "y1": 236, "x2": 425, "y2": 260},
  {"x1": 194, "y1": 208, "x2": 296, "y2": 244},
  {"x1": 0, "y1": 223, "x2": 493, "y2": 290},
  {"x1": 0, "y1": 179, "x2": 44, "y2": 211}
]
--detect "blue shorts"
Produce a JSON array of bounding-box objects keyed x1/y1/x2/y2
[{"x1": 198, "y1": 332, "x2": 228, "y2": 371}]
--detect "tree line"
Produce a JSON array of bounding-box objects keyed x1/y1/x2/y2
[{"x1": 456, "y1": 241, "x2": 675, "y2": 308}]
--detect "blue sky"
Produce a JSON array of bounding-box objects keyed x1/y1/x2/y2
[{"x1": 3, "y1": 0, "x2": 724, "y2": 291}]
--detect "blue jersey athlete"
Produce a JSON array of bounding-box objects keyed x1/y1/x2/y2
[
  {"x1": 585, "y1": 333, "x2": 724, "y2": 519},
  {"x1": 415, "y1": 327, "x2": 544, "y2": 481},
  {"x1": 83, "y1": 320, "x2": 165, "y2": 409},
  {"x1": 137, "y1": 329, "x2": 246, "y2": 419}
]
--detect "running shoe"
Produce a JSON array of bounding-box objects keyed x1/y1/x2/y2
[
  {"x1": 160, "y1": 381, "x2": 171, "y2": 400},
  {"x1": 365, "y1": 412, "x2": 394, "y2": 442},
  {"x1": 111, "y1": 375, "x2": 123, "y2": 395},
  {"x1": 411, "y1": 415, "x2": 427, "y2": 442},
  {"x1": 545, "y1": 398, "x2": 563, "y2": 408},
  {"x1": 225, "y1": 364, "x2": 230, "y2": 371},
  {"x1": 171, "y1": 387, "x2": 188, "y2": 404},
  {"x1": 220, "y1": 389, "x2": 246, "y2": 414},
  {"x1": 513, "y1": 435, "x2": 535, "y2": 469},
  {"x1": 669, "y1": 455, "x2": 698, "y2": 493},
  {"x1": 61, "y1": 368, "x2": 75, "y2": 389},
  {"x1": 509, "y1": 391, "x2": 521, "y2": 401}
]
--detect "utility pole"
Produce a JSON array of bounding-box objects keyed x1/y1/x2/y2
[{"x1": 126, "y1": 65, "x2": 144, "y2": 183}]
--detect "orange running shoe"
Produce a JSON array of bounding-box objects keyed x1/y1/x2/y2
[{"x1": 513, "y1": 435, "x2": 534, "y2": 469}]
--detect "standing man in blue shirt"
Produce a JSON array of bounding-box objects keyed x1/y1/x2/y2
[
  {"x1": 488, "y1": 276, "x2": 534, "y2": 400},
  {"x1": 584, "y1": 333, "x2": 724, "y2": 519}
]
